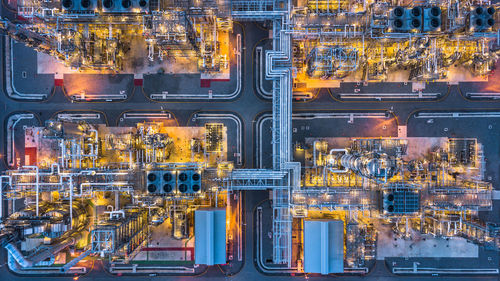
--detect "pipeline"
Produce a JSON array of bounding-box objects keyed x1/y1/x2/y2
[
  {"x1": 327, "y1": 149, "x2": 349, "y2": 173},
  {"x1": 5, "y1": 234, "x2": 79, "y2": 268},
  {"x1": 340, "y1": 152, "x2": 396, "y2": 181},
  {"x1": 4, "y1": 201, "x2": 88, "y2": 269},
  {"x1": 60, "y1": 249, "x2": 91, "y2": 272}
]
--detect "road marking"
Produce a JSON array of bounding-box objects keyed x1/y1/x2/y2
[
  {"x1": 339, "y1": 92, "x2": 440, "y2": 100},
  {"x1": 466, "y1": 92, "x2": 500, "y2": 99},
  {"x1": 123, "y1": 113, "x2": 171, "y2": 119},
  {"x1": 57, "y1": 113, "x2": 101, "y2": 121},
  {"x1": 415, "y1": 112, "x2": 500, "y2": 118}
]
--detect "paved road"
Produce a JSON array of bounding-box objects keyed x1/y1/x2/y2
[{"x1": 0, "y1": 17, "x2": 499, "y2": 280}]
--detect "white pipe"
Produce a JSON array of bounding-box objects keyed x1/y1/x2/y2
[
  {"x1": 5, "y1": 243, "x2": 32, "y2": 268},
  {"x1": 329, "y1": 148, "x2": 348, "y2": 154},
  {"x1": 327, "y1": 166, "x2": 349, "y2": 174},
  {"x1": 69, "y1": 176, "x2": 73, "y2": 229},
  {"x1": 35, "y1": 166, "x2": 39, "y2": 216},
  {"x1": 22, "y1": 166, "x2": 40, "y2": 216},
  {"x1": 105, "y1": 210, "x2": 125, "y2": 220},
  {"x1": 326, "y1": 149, "x2": 349, "y2": 173},
  {"x1": 313, "y1": 140, "x2": 320, "y2": 168},
  {"x1": 77, "y1": 182, "x2": 130, "y2": 197},
  {"x1": 50, "y1": 163, "x2": 60, "y2": 174}
]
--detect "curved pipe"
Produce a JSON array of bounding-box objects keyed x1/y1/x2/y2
[
  {"x1": 4, "y1": 202, "x2": 86, "y2": 270},
  {"x1": 105, "y1": 210, "x2": 125, "y2": 220},
  {"x1": 5, "y1": 243, "x2": 32, "y2": 268},
  {"x1": 5, "y1": 236, "x2": 77, "y2": 269},
  {"x1": 326, "y1": 149, "x2": 349, "y2": 173}
]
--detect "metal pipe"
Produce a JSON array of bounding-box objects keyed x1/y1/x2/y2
[
  {"x1": 21, "y1": 166, "x2": 40, "y2": 216},
  {"x1": 313, "y1": 140, "x2": 320, "y2": 167},
  {"x1": 60, "y1": 249, "x2": 90, "y2": 273},
  {"x1": 69, "y1": 176, "x2": 73, "y2": 229},
  {"x1": 5, "y1": 243, "x2": 32, "y2": 267}
]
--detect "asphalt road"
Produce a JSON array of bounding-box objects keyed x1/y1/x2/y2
[{"x1": 0, "y1": 16, "x2": 499, "y2": 281}]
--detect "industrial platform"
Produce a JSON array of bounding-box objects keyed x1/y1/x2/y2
[{"x1": 0, "y1": 0, "x2": 499, "y2": 281}]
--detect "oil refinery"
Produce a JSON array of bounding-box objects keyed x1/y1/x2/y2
[{"x1": 0, "y1": 0, "x2": 499, "y2": 280}]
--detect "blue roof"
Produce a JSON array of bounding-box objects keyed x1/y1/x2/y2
[
  {"x1": 304, "y1": 220, "x2": 344, "y2": 274},
  {"x1": 194, "y1": 209, "x2": 226, "y2": 265}
]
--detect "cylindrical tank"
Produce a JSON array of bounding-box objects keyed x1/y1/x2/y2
[
  {"x1": 102, "y1": 0, "x2": 113, "y2": 9},
  {"x1": 121, "y1": 0, "x2": 131, "y2": 8},
  {"x1": 61, "y1": 0, "x2": 74, "y2": 9},
  {"x1": 340, "y1": 152, "x2": 397, "y2": 179},
  {"x1": 50, "y1": 222, "x2": 64, "y2": 233},
  {"x1": 393, "y1": 6, "x2": 404, "y2": 17},
  {"x1": 33, "y1": 224, "x2": 45, "y2": 234},
  {"x1": 81, "y1": 0, "x2": 91, "y2": 8}
]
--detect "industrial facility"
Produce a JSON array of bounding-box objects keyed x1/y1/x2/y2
[
  {"x1": 2, "y1": 0, "x2": 498, "y2": 79},
  {"x1": 0, "y1": 118, "x2": 235, "y2": 274},
  {"x1": 0, "y1": 0, "x2": 499, "y2": 279},
  {"x1": 1, "y1": 0, "x2": 232, "y2": 72}
]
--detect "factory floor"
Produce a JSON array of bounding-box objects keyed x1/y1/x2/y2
[{"x1": 133, "y1": 220, "x2": 194, "y2": 262}]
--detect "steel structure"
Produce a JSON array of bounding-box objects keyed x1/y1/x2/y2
[
  {"x1": 91, "y1": 209, "x2": 148, "y2": 255},
  {"x1": 228, "y1": 0, "x2": 499, "y2": 267},
  {"x1": 0, "y1": 0, "x2": 499, "y2": 275},
  {"x1": 1, "y1": 0, "x2": 232, "y2": 71},
  {"x1": 0, "y1": 119, "x2": 231, "y2": 273}
]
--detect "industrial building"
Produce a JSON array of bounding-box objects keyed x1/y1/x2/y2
[
  {"x1": 1, "y1": 0, "x2": 232, "y2": 72},
  {"x1": 2, "y1": 119, "x2": 497, "y2": 275},
  {"x1": 0, "y1": 118, "x2": 235, "y2": 274},
  {"x1": 0, "y1": 0, "x2": 499, "y2": 279}
]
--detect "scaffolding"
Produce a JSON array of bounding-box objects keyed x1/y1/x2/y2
[
  {"x1": 306, "y1": 0, "x2": 350, "y2": 14},
  {"x1": 2, "y1": 0, "x2": 500, "y2": 273},
  {"x1": 91, "y1": 209, "x2": 148, "y2": 255},
  {"x1": 306, "y1": 46, "x2": 358, "y2": 78},
  {"x1": 224, "y1": 170, "x2": 288, "y2": 190},
  {"x1": 231, "y1": 0, "x2": 287, "y2": 19},
  {"x1": 292, "y1": 187, "x2": 375, "y2": 210}
]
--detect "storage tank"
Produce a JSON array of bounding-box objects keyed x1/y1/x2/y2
[{"x1": 340, "y1": 152, "x2": 397, "y2": 180}]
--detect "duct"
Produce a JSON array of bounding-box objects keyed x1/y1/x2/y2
[
  {"x1": 326, "y1": 149, "x2": 349, "y2": 173},
  {"x1": 7, "y1": 249, "x2": 22, "y2": 271},
  {"x1": 4, "y1": 201, "x2": 86, "y2": 269},
  {"x1": 34, "y1": 256, "x2": 55, "y2": 266},
  {"x1": 5, "y1": 235, "x2": 78, "y2": 269},
  {"x1": 339, "y1": 153, "x2": 396, "y2": 180},
  {"x1": 5, "y1": 243, "x2": 32, "y2": 268},
  {"x1": 60, "y1": 249, "x2": 91, "y2": 272},
  {"x1": 106, "y1": 210, "x2": 126, "y2": 220},
  {"x1": 6, "y1": 249, "x2": 60, "y2": 273}
]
